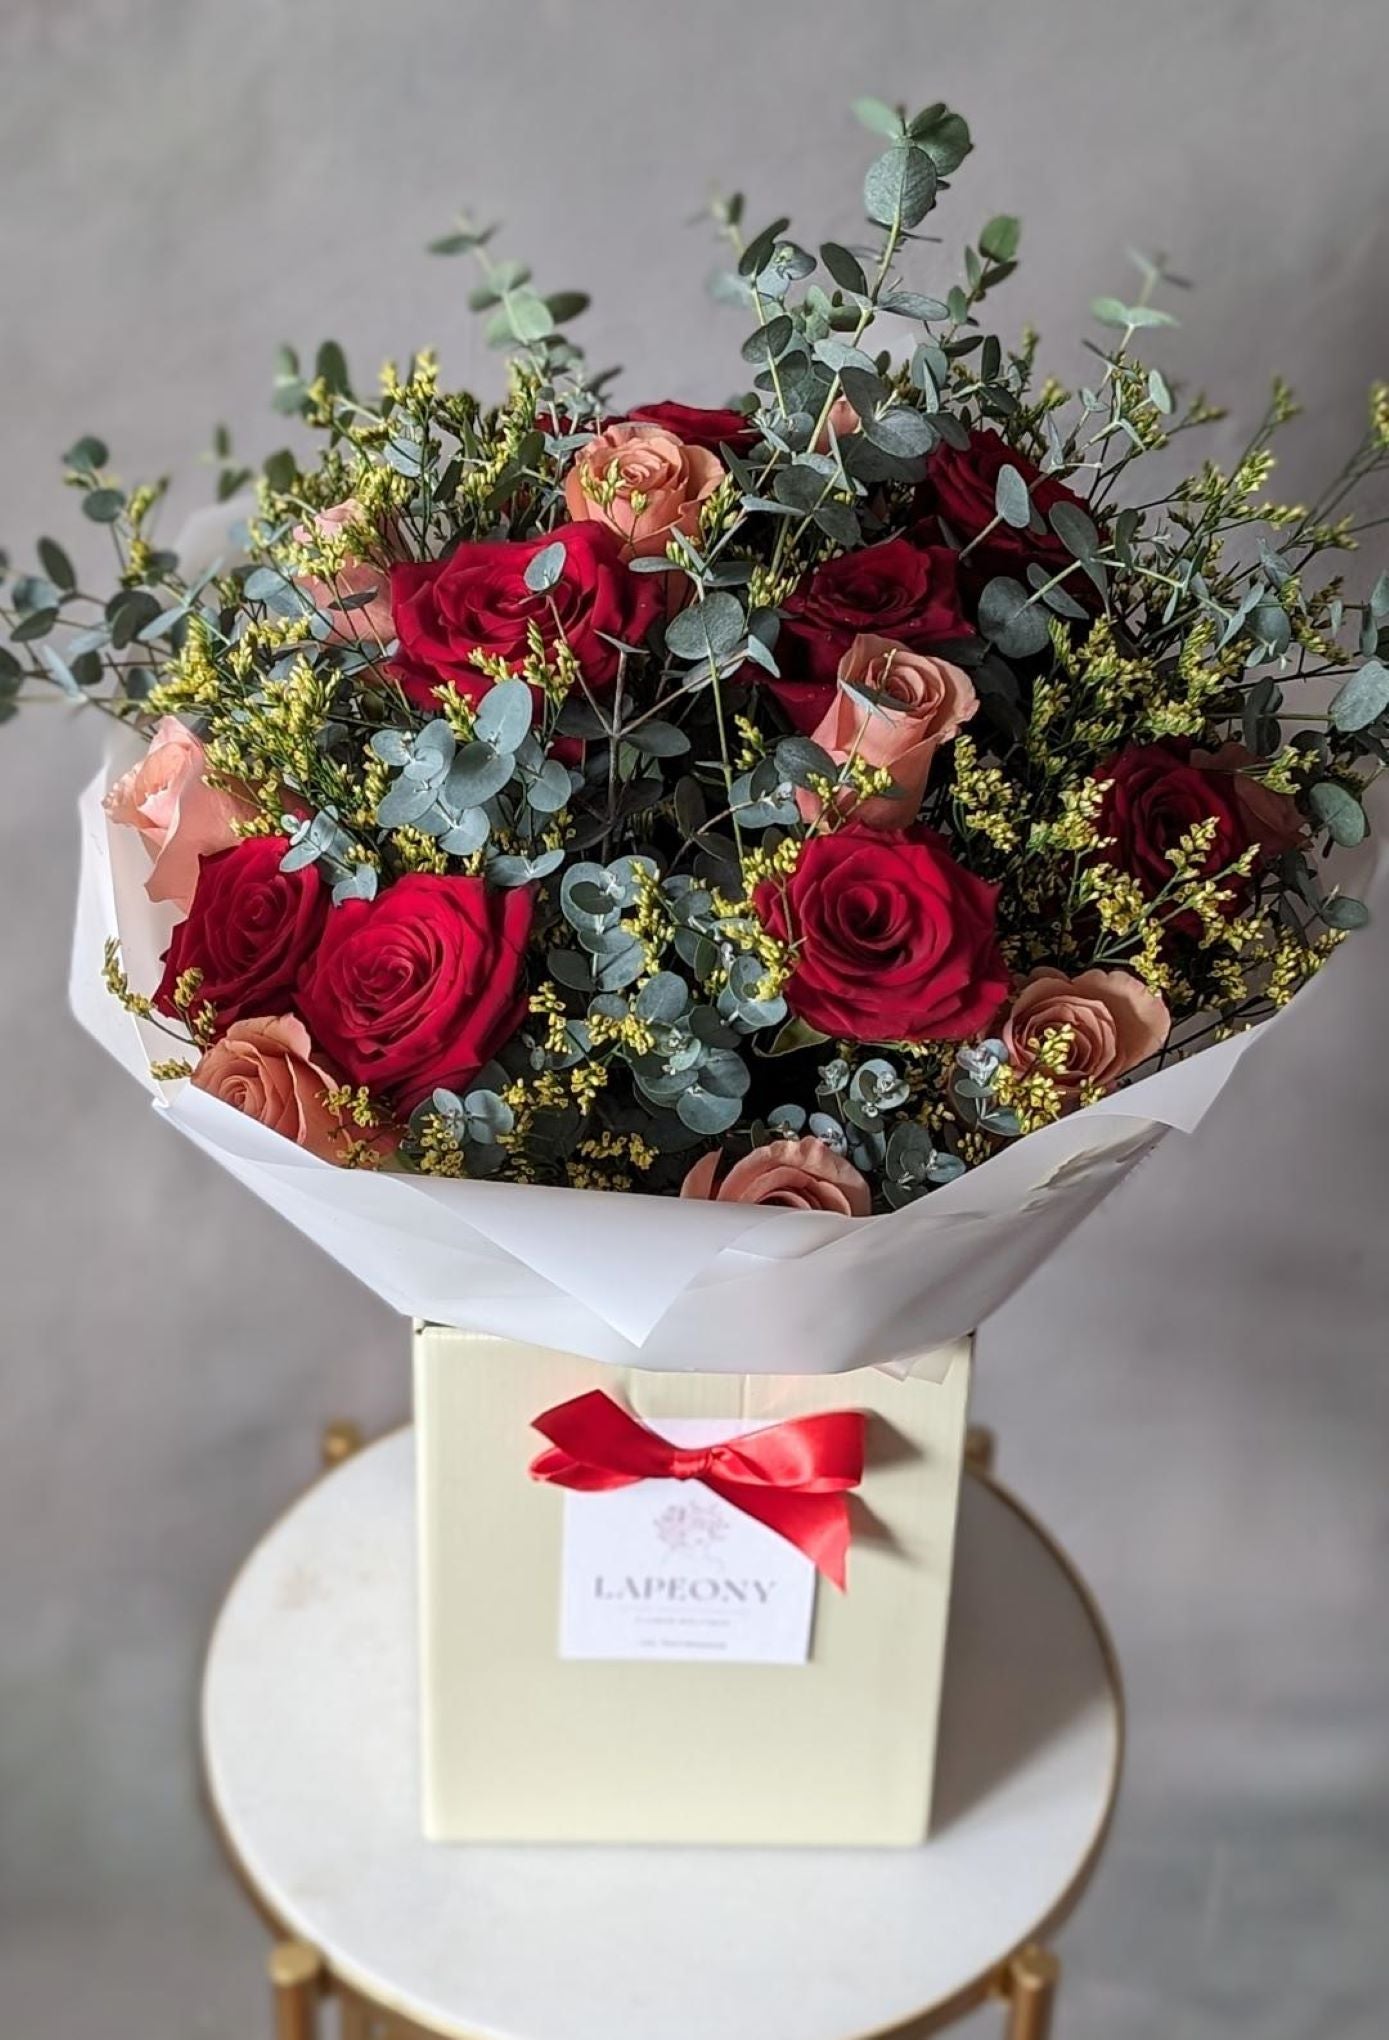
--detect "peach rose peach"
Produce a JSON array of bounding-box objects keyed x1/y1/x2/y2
[
  {"x1": 1001, "y1": 966, "x2": 1170, "y2": 1100},
  {"x1": 562, "y1": 422, "x2": 724, "y2": 559},
  {"x1": 680, "y1": 1137, "x2": 871, "y2": 1216},
  {"x1": 190, "y1": 1015, "x2": 393, "y2": 1165},
  {"x1": 796, "y1": 633, "x2": 978, "y2": 831},
  {"x1": 814, "y1": 394, "x2": 861, "y2": 453},
  {"x1": 293, "y1": 498, "x2": 396, "y2": 644},
  {"x1": 103, "y1": 715, "x2": 254, "y2": 912}
]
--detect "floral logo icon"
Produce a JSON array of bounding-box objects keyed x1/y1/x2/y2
[{"x1": 653, "y1": 1494, "x2": 729, "y2": 1560}]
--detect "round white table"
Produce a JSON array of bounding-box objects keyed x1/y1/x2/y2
[{"x1": 202, "y1": 1429, "x2": 1122, "y2": 2040}]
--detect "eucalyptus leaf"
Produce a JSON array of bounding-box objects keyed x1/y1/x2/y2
[
  {"x1": 37, "y1": 538, "x2": 75, "y2": 592},
  {"x1": 819, "y1": 242, "x2": 868, "y2": 295},
  {"x1": 1309, "y1": 780, "x2": 1367, "y2": 847},
  {"x1": 12, "y1": 574, "x2": 58, "y2": 614},
  {"x1": 503, "y1": 291, "x2": 556, "y2": 344},
  {"x1": 977, "y1": 577, "x2": 1052, "y2": 658},
  {"x1": 370, "y1": 728, "x2": 412, "y2": 766},
  {"x1": 1320, "y1": 894, "x2": 1370, "y2": 931},
  {"x1": 1048, "y1": 501, "x2": 1101, "y2": 561},
  {"x1": 839, "y1": 365, "x2": 890, "y2": 417},
  {"x1": 679, "y1": 1053, "x2": 747, "y2": 1111},
  {"x1": 12, "y1": 607, "x2": 58, "y2": 642},
  {"x1": 527, "y1": 758, "x2": 573, "y2": 813},
  {"x1": 64, "y1": 435, "x2": 108, "y2": 473},
  {"x1": 813, "y1": 338, "x2": 880, "y2": 377},
  {"x1": 738, "y1": 217, "x2": 791, "y2": 281},
  {"x1": 860, "y1": 406, "x2": 935, "y2": 459},
  {"x1": 439, "y1": 809, "x2": 491, "y2": 856},
  {"x1": 375, "y1": 777, "x2": 439, "y2": 829},
  {"x1": 927, "y1": 1153, "x2": 967, "y2": 1186},
  {"x1": 523, "y1": 541, "x2": 567, "y2": 594},
  {"x1": 852, "y1": 96, "x2": 906, "y2": 139},
  {"x1": 634, "y1": 973, "x2": 691, "y2": 1024},
  {"x1": 877, "y1": 290, "x2": 950, "y2": 321},
  {"x1": 664, "y1": 592, "x2": 745, "y2": 664},
  {"x1": 463, "y1": 1089, "x2": 515, "y2": 1141},
  {"x1": 474, "y1": 678, "x2": 534, "y2": 752},
  {"x1": 759, "y1": 241, "x2": 816, "y2": 299},
  {"x1": 593, "y1": 931, "x2": 646, "y2": 990},
  {"x1": 863, "y1": 144, "x2": 938, "y2": 232},
  {"x1": 1328, "y1": 658, "x2": 1389, "y2": 733},
  {"x1": 36, "y1": 643, "x2": 80, "y2": 694},
  {"x1": 626, "y1": 720, "x2": 691, "y2": 758},
  {"x1": 243, "y1": 566, "x2": 289, "y2": 603},
  {"x1": 332, "y1": 865, "x2": 379, "y2": 904},
  {"x1": 979, "y1": 214, "x2": 1021, "y2": 263},
  {"x1": 774, "y1": 735, "x2": 836, "y2": 787},
  {"x1": 773, "y1": 463, "x2": 830, "y2": 513},
  {"x1": 109, "y1": 590, "x2": 163, "y2": 648},
  {"x1": 741, "y1": 316, "x2": 794, "y2": 366},
  {"x1": 815, "y1": 501, "x2": 861, "y2": 548},
  {"x1": 445, "y1": 742, "x2": 516, "y2": 806},
  {"x1": 912, "y1": 107, "x2": 972, "y2": 174},
  {"x1": 487, "y1": 853, "x2": 548, "y2": 888},
  {"x1": 548, "y1": 948, "x2": 595, "y2": 992},
  {"x1": 81, "y1": 488, "x2": 124, "y2": 524},
  {"x1": 994, "y1": 464, "x2": 1032, "y2": 530},
  {"x1": 767, "y1": 1104, "x2": 808, "y2": 1135},
  {"x1": 411, "y1": 719, "x2": 457, "y2": 771}
]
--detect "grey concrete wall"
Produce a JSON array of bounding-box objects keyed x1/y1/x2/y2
[{"x1": 2, "y1": 5, "x2": 1387, "y2": 2036}]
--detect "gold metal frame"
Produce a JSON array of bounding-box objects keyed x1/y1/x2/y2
[{"x1": 206, "y1": 1419, "x2": 1124, "y2": 2040}]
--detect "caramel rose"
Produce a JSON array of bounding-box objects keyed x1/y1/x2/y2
[
  {"x1": 103, "y1": 715, "x2": 253, "y2": 913},
  {"x1": 1001, "y1": 966, "x2": 1170, "y2": 1098},
  {"x1": 191, "y1": 1014, "x2": 390, "y2": 1164},
  {"x1": 562, "y1": 421, "x2": 723, "y2": 558},
  {"x1": 797, "y1": 633, "x2": 978, "y2": 831},
  {"x1": 680, "y1": 1137, "x2": 872, "y2": 1216}
]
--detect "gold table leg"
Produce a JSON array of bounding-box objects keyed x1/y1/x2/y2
[
  {"x1": 269, "y1": 1940, "x2": 322, "y2": 2040},
  {"x1": 1003, "y1": 1943, "x2": 1059, "y2": 2040},
  {"x1": 321, "y1": 1421, "x2": 364, "y2": 1471},
  {"x1": 338, "y1": 1988, "x2": 375, "y2": 2038},
  {"x1": 965, "y1": 1423, "x2": 997, "y2": 1476}
]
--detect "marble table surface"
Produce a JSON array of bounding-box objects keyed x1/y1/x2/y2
[{"x1": 203, "y1": 1432, "x2": 1121, "y2": 2040}]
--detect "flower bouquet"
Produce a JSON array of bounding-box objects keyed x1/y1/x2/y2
[{"x1": 12, "y1": 95, "x2": 1388, "y2": 1840}]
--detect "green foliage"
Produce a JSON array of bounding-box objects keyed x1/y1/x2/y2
[{"x1": 4, "y1": 92, "x2": 1385, "y2": 1205}]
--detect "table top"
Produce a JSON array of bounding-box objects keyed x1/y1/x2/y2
[{"x1": 202, "y1": 1431, "x2": 1122, "y2": 2040}]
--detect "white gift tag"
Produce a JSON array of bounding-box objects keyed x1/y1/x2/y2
[{"x1": 558, "y1": 1418, "x2": 817, "y2": 1665}]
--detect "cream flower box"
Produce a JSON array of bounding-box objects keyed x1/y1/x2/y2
[{"x1": 415, "y1": 1325, "x2": 972, "y2": 1846}]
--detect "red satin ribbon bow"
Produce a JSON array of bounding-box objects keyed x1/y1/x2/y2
[{"x1": 529, "y1": 1391, "x2": 866, "y2": 1589}]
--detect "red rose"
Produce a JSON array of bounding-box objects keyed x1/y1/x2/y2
[
  {"x1": 154, "y1": 837, "x2": 327, "y2": 1032},
  {"x1": 754, "y1": 828, "x2": 1008, "y2": 1042},
  {"x1": 923, "y1": 428, "x2": 1096, "y2": 598},
  {"x1": 1096, "y1": 742, "x2": 1253, "y2": 933},
  {"x1": 769, "y1": 537, "x2": 971, "y2": 733},
  {"x1": 389, "y1": 521, "x2": 661, "y2": 710},
  {"x1": 294, "y1": 873, "x2": 534, "y2": 1112},
  {"x1": 625, "y1": 400, "x2": 757, "y2": 456}
]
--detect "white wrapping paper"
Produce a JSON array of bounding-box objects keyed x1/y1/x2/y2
[{"x1": 72, "y1": 739, "x2": 1305, "y2": 1378}]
